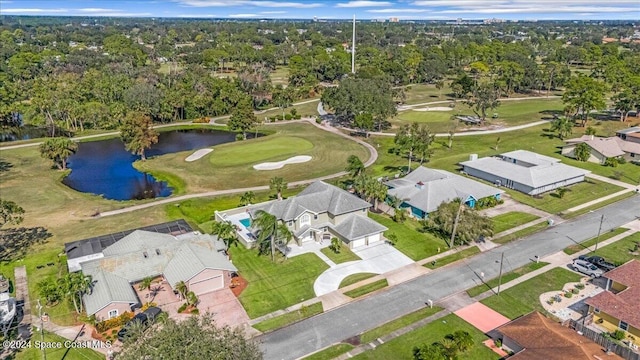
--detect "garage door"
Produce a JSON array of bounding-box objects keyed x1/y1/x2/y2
[
  {"x1": 368, "y1": 233, "x2": 381, "y2": 244},
  {"x1": 189, "y1": 275, "x2": 224, "y2": 296},
  {"x1": 351, "y1": 238, "x2": 366, "y2": 248}
]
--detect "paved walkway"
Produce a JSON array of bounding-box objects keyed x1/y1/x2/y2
[{"x1": 563, "y1": 174, "x2": 638, "y2": 214}]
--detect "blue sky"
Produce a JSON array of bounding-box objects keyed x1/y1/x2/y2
[{"x1": 1, "y1": 0, "x2": 638, "y2": 20}]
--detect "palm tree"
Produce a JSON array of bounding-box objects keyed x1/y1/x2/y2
[
  {"x1": 175, "y1": 281, "x2": 188, "y2": 300},
  {"x1": 269, "y1": 177, "x2": 287, "y2": 200},
  {"x1": 58, "y1": 272, "x2": 92, "y2": 314},
  {"x1": 574, "y1": 142, "x2": 591, "y2": 162},
  {"x1": 368, "y1": 179, "x2": 388, "y2": 212},
  {"x1": 346, "y1": 155, "x2": 365, "y2": 178},
  {"x1": 551, "y1": 116, "x2": 574, "y2": 140},
  {"x1": 211, "y1": 221, "x2": 238, "y2": 248},
  {"x1": 253, "y1": 210, "x2": 293, "y2": 262},
  {"x1": 239, "y1": 191, "x2": 255, "y2": 206},
  {"x1": 186, "y1": 291, "x2": 199, "y2": 307},
  {"x1": 138, "y1": 276, "x2": 154, "y2": 291}
]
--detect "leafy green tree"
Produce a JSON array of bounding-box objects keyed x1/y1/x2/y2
[
  {"x1": 0, "y1": 199, "x2": 24, "y2": 228},
  {"x1": 212, "y1": 221, "x2": 238, "y2": 249},
  {"x1": 228, "y1": 97, "x2": 258, "y2": 140},
  {"x1": 117, "y1": 314, "x2": 262, "y2": 360},
  {"x1": 58, "y1": 272, "x2": 92, "y2": 314},
  {"x1": 329, "y1": 237, "x2": 342, "y2": 254},
  {"x1": 272, "y1": 85, "x2": 294, "y2": 120},
  {"x1": 562, "y1": 75, "x2": 607, "y2": 127},
  {"x1": 39, "y1": 138, "x2": 78, "y2": 170},
  {"x1": 422, "y1": 200, "x2": 494, "y2": 247},
  {"x1": 240, "y1": 191, "x2": 256, "y2": 206},
  {"x1": 585, "y1": 126, "x2": 597, "y2": 136},
  {"x1": 346, "y1": 155, "x2": 365, "y2": 178},
  {"x1": 413, "y1": 343, "x2": 447, "y2": 360},
  {"x1": 465, "y1": 82, "x2": 500, "y2": 123},
  {"x1": 550, "y1": 116, "x2": 574, "y2": 140},
  {"x1": 38, "y1": 277, "x2": 62, "y2": 305},
  {"x1": 604, "y1": 157, "x2": 620, "y2": 167},
  {"x1": 574, "y1": 142, "x2": 591, "y2": 162},
  {"x1": 354, "y1": 113, "x2": 374, "y2": 137},
  {"x1": 175, "y1": 281, "x2": 188, "y2": 300},
  {"x1": 120, "y1": 112, "x2": 158, "y2": 160},
  {"x1": 269, "y1": 177, "x2": 287, "y2": 200},
  {"x1": 253, "y1": 210, "x2": 293, "y2": 262}
]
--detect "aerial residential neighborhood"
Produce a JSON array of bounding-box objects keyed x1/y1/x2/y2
[{"x1": 0, "y1": 1, "x2": 639, "y2": 360}]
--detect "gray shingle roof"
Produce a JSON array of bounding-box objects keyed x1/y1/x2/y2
[
  {"x1": 250, "y1": 181, "x2": 371, "y2": 221},
  {"x1": 163, "y1": 243, "x2": 237, "y2": 288},
  {"x1": 333, "y1": 214, "x2": 387, "y2": 242},
  {"x1": 564, "y1": 135, "x2": 626, "y2": 157},
  {"x1": 102, "y1": 230, "x2": 178, "y2": 256},
  {"x1": 83, "y1": 269, "x2": 138, "y2": 316},
  {"x1": 386, "y1": 167, "x2": 503, "y2": 214},
  {"x1": 460, "y1": 150, "x2": 590, "y2": 188},
  {"x1": 616, "y1": 126, "x2": 640, "y2": 135}
]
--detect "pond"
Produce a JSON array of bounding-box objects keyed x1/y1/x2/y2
[{"x1": 62, "y1": 129, "x2": 250, "y2": 201}]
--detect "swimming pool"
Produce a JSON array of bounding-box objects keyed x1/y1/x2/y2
[{"x1": 239, "y1": 218, "x2": 251, "y2": 228}]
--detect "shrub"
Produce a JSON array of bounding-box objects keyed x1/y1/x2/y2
[
  {"x1": 111, "y1": 329, "x2": 117, "y2": 335},
  {"x1": 612, "y1": 330, "x2": 626, "y2": 340},
  {"x1": 494, "y1": 339, "x2": 502, "y2": 348},
  {"x1": 177, "y1": 303, "x2": 188, "y2": 313},
  {"x1": 95, "y1": 312, "x2": 133, "y2": 332},
  {"x1": 290, "y1": 108, "x2": 298, "y2": 117},
  {"x1": 192, "y1": 117, "x2": 210, "y2": 124},
  {"x1": 315, "y1": 117, "x2": 322, "y2": 124},
  {"x1": 294, "y1": 114, "x2": 302, "y2": 119},
  {"x1": 564, "y1": 292, "x2": 573, "y2": 298},
  {"x1": 284, "y1": 114, "x2": 292, "y2": 120},
  {"x1": 329, "y1": 237, "x2": 341, "y2": 253},
  {"x1": 575, "y1": 283, "x2": 585, "y2": 289},
  {"x1": 548, "y1": 297, "x2": 556, "y2": 304},
  {"x1": 604, "y1": 157, "x2": 620, "y2": 167},
  {"x1": 141, "y1": 302, "x2": 157, "y2": 312},
  {"x1": 572, "y1": 288, "x2": 580, "y2": 294},
  {"x1": 191, "y1": 308, "x2": 199, "y2": 315}
]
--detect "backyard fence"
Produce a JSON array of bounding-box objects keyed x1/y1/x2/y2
[{"x1": 568, "y1": 320, "x2": 640, "y2": 360}]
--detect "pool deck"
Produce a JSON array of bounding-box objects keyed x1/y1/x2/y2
[{"x1": 224, "y1": 211, "x2": 257, "y2": 245}]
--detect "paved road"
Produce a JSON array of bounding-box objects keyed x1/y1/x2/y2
[{"x1": 259, "y1": 195, "x2": 640, "y2": 360}]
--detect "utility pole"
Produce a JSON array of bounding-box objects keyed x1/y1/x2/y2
[
  {"x1": 497, "y1": 252, "x2": 504, "y2": 296},
  {"x1": 594, "y1": 214, "x2": 604, "y2": 253},
  {"x1": 351, "y1": 14, "x2": 356, "y2": 74},
  {"x1": 37, "y1": 299, "x2": 47, "y2": 360},
  {"x1": 449, "y1": 201, "x2": 464, "y2": 248}
]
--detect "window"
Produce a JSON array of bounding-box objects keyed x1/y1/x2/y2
[
  {"x1": 620, "y1": 321, "x2": 629, "y2": 331},
  {"x1": 108, "y1": 309, "x2": 118, "y2": 319},
  {"x1": 300, "y1": 214, "x2": 311, "y2": 226},
  {"x1": 314, "y1": 214, "x2": 318, "y2": 220}
]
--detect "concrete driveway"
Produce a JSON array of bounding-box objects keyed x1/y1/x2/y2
[{"x1": 313, "y1": 242, "x2": 414, "y2": 296}]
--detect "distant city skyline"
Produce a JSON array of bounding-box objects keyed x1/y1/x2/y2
[{"x1": 0, "y1": 0, "x2": 638, "y2": 20}]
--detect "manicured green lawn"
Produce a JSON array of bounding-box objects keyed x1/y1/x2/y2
[
  {"x1": 302, "y1": 344, "x2": 354, "y2": 360},
  {"x1": 586, "y1": 232, "x2": 640, "y2": 266},
  {"x1": 492, "y1": 222, "x2": 549, "y2": 245},
  {"x1": 271, "y1": 66, "x2": 290, "y2": 86},
  {"x1": 506, "y1": 180, "x2": 625, "y2": 215},
  {"x1": 564, "y1": 192, "x2": 637, "y2": 219},
  {"x1": 137, "y1": 123, "x2": 370, "y2": 193},
  {"x1": 481, "y1": 268, "x2": 582, "y2": 319},
  {"x1": 424, "y1": 246, "x2": 481, "y2": 269},
  {"x1": 351, "y1": 314, "x2": 499, "y2": 360},
  {"x1": 491, "y1": 212, "x2": 540, "y2": 234},
  {"x1": 344, "y1": 279, "x2": 388, "y2": 298},
  {"x1": 14, "y1": 330, "x2": 104, "y2": 360},
  {"x1": 320, "y1": 246, "x2": 361, "y2": 264},
  {"x1": 339, "y1": 273, "x2": 378, "y2": 288},
  {"x1": 360, "y1": 306, "x2": 444, "y2": 344},
  {"x1": 368, "y1": 213, "x2": 447, "y2": 261},
  {"x1": 253, "y1": 302, "x2": 323, "y2": 333},
  {"x1": 230, "y1": 246, "x2": 329, "y2": 319},
  {"x1": 403, "y1": 83, "x2": 452, "y2": 105},
  {"x1": 563, "y1": 228, "x2": 628, "y2": 255},
  {"x1": 466, "y1": 262, "x2": 549, "y2": 297}
]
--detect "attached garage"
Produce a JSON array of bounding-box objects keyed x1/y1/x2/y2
[
  {"x1": 188, "y1": 269, "x2": 226, "y2": 296},
  {"x1": 350, "y1": 238, "x2": 366, "y2": 248}
]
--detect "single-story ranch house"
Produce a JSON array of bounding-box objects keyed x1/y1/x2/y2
[
  {"x1": 66, "y1": 224, "x2": 235, "y2": 321},
  {"x1": 384, "y1": 166, "x2": 504, "y2": 219},
  {"x1": 616, "y1": 126, "x2": 640, "y2": 144},
  {"x1": 460, "y1": 150, "x2": 590, "y2": 195},
  {"x1": 562, "y1": 135, "x2": 640, "y2": 164},
  {"x1": 215, "y1": 180, "x2": 387, "y2": 250}
]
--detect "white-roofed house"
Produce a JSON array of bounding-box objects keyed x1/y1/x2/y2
[
  {"x1": 384, "y1": 166, "x2": 504, "y2": 219},
  {"x1": 460, "y1": 150, "x2": 590, "y2": 195}
]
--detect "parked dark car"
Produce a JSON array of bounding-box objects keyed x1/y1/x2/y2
[
  {"x1": 578, "y1": 255, "x2": 617, "y2": 271},
  {"x1": 117, "y1": 307, "x2": 162, "y2": 342}
]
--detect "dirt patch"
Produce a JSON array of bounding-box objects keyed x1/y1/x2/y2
[
  {"x1": 344, "y1": 336, "x2": 361, "y2": 346},
  {"x1": 230, "y1": 275, "x2": 248, "y2": 297}
]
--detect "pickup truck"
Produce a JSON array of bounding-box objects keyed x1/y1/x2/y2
[{"x1": 578, "y1": 255, "x2": 616, "y2": 272}]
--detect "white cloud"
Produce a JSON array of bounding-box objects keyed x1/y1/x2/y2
[
  {"x1": 175, "y1": 13, "x2": 218, "y2": 17},
  {"x1": 368, "y1": 8, "x2": 429, "y2": 13},
  {"x1": 1, "y1": 8, "x2": 68, "y2": 13},
  {"x1": 229, "y1": 13, "x2": 259, "y2": 17},
  {"x1": 177, "y1": 1, "x2": 322, "y2": 8},
  {"x1": 336, "y1": 1, "x2": 392, "y2": 7},
  {"x1": 78, "y1": 8, "x2": 121, "y2": 13},
  {"x1": 261, "y1": 11, "x2": 287, "y2": 14}
]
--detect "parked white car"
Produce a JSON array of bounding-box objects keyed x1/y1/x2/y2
[{"x1": 572, "y1": 259, "x2": 604, "y2": 278}]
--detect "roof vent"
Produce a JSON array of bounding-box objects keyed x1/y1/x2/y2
[
  {"x1": 415, "y1": 181, "x2": 425, "y2": 190},
  {"x1": 143, "y1": 251, "x2": 148, "y2": 258},
  {"x1": 155, "y1": 249, "x2": 161, "y2": 255}
]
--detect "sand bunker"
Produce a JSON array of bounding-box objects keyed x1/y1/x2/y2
[
  {"x1": 253, "y1": 155, "x2": 312, "y2": 170},
  {"x1": 413, "y1": 106, "x2": 453, "y2": 112},
  {"x1": 185, "y1": 149, "x2": 213, "y2": 162}
]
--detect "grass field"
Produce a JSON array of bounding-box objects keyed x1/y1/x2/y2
[
  {"x1": 424, "y1": 246, "x2": 481, "y2": 269},
  {"x1": 271, "y1": 66, "x2": 290, "y2": 86},
  {"x1": 359, "y1": 306, "x2": 444, "y2": 344},
  {"x1": 351, "y1": 313, "x2": 499, "y2": 360},
  {"x1": 491, "y1": 211, "x2": 540, "y2": 234},
  {"x1": 564, "y1": 192, "x2": 638, "y2": 219},
  {"x1": 253, "y1": 302, "x2": 323, "y2": 333},
  {"x1": 230, "y1": 245, "x2": 329, "y2": 319},
  {"x1": 481, "y1": 267, "x2": 582, "y2": 319},
  {"x1": 563, "y1": 227, "x2": 629, "y2": 255},
  {"x1": 585, "y1": 232, "x2": 640, "y2": 265},
  {"x1": 368, "y1": 213, "x2": 447, "y2": 261},
  {"x1": 492, "y1": 222, "x2": 549, "y2": 245},
  {"x1": 14, "y1": 330, "x2": 104, "y2": 360},
  {"x1": 466, "y1": 262, "x2": 549, "y2": 297},
  {"x1": 344, "y1": 279, "x2": 389, "y2": 298},
  {"x1": 302, "y1": 344, "x2": 354, "y2": 360},
  {"x1": 320, "y1": 246, "x2": 361, "y2": 264},
  {"x1": 339, "y1": 273, "x2": 377, "y2": 288},
  {"x1": 402, "y1": 83, "x2": 453, "y2": 105},
  {"x1": 137, "y1": 123, "x2": 370, "y2": 193},
  {"x1": 392, "y1": 98, "x2": 564, "y2": 133}
]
